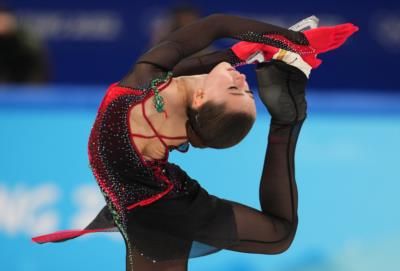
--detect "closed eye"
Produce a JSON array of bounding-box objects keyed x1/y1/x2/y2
[{"x1": 228, "y1": 86, "x2": 254, "y2": 99}]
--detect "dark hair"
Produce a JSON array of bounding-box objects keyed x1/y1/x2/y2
[{"x1": 186, "y1": 101, "x2": 255, "y2": 149}]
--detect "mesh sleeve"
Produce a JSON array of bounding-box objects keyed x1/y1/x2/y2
[{"x1": 119, "y1": 14, "x2": 308, "y2": 88}]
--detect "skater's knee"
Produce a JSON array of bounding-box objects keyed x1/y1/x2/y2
[
  {"x1": 274, "y1": 218, "x2": 298, "y2": 253},
  {"x1": 282, "y1": 217, "x2": 298, "y2": 252}
]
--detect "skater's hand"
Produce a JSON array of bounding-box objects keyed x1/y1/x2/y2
[
  {"x1": 231, "y1": 41, "x2": 263, "y2": 64},
  {"x1": 261, "y1": 23, "x2": 358, "y2": 68},
  {"x1": 303, "y1": 23, "x2": 359, "y2": 54},
  {"x1": 232, "y1": 40, "x2": 322, "y2": 69},
  {"x1": 231, "y1": 41, "x2": 278, "y2": 64},
  {"x1": 263, "y1": 23, "x2": 359, "y2": 55},
  {"x1": 232, "y1": 23, "x2": 358, "y2": 68}
]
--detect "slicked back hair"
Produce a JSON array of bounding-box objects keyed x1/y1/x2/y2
[{"x1": 187, "y1": 101, "x2": 255, "y2": 149}]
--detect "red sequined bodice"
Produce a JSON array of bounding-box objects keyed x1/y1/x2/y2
[{"x1": 88, "y1": 79, "x2": 198, "y2": 219}]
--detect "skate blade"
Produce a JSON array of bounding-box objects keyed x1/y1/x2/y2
[{"x1": 289, "y1": 15, "x2": 319, "y2": 32}]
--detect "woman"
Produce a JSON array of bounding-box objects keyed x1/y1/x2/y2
[{"x1": 32, "y1": 14, "x2": 358, "y2": 271}]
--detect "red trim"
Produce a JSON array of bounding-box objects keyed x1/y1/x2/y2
[
  {"x1": 32, "y1": 228, "x2": 114, "y2": 244},
  {"x1": 99, "y1": 83, "x2": 143, "y2": 113}
]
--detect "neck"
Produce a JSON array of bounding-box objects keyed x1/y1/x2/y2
[
  {"x1": 176, "y1": 74, "x2": 206, "y2": 106},
  {"x1": 154, "y1": 74, "x2": 205, "y2": 145},
  {"x1": 168, "y1": 74, "x2": 206, "y2": 120}
]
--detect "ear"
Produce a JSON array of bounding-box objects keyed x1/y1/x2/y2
[{"x1": 191, "y1": 88, "x2": 205, "y2": 109}]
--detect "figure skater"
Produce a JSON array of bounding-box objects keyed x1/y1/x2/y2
[{"x1": 32, "y1": 13, "x2": 358, "y2": 271}]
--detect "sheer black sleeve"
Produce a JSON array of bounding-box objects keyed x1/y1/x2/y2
[
  {"x1": 171, "y1": 49, "x2": 242, "y2": 77},
  {"x1": 119, "y1": 13, "x2": 308, "y2": 88}
]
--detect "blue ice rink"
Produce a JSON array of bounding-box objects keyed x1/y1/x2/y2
[{"x1": 0, "y1": 87, "x2": 399, "y2": 271}]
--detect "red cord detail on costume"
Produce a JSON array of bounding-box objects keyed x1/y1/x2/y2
[
  {"x1": 130, "y1": 133, "x2": 158, "y2": 139},
  {"x1": 131, "y1": 133, "x2": 188, "y2": 140},
  {"x1": 141, "y1": 102, "x2": 169, "y2": 149},
  {"x1": 125, "y1": 77, "x2": 179, "y2": 211}
]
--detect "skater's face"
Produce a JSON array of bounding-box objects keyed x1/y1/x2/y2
[{"x1": 192, "y1": 62, "x2": 256, "y2": 118}]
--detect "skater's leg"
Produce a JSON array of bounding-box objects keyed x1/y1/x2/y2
[{"x1": 224, "y1": 61, "x2": 307, "y2": 254}]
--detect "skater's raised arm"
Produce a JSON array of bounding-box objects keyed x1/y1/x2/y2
[
  {"x1": 172, "y1": 20, "x2": 360, "y2": 77},
  {"x1": 171, "y1": 49, "x2": 239, "y2": 77},
  {"x1": 119, "y1": 13, "x2": 308, "y2": 88}
]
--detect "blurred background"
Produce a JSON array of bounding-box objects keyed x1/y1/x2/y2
[{"x1": 0, "y1": 0, "x2": 399, "y2": 270}]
